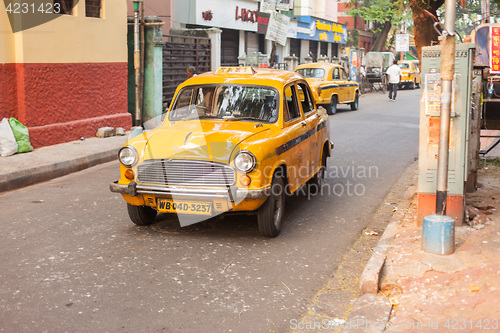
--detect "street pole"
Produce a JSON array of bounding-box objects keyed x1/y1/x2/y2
[
  {"x1": 133, "y1": 0, "x2": 143, "y2": 127},
  {"x1": 435, "y1": 0, "x2": 456, "y2": 216},
  {"x1": 481, "y1": 0, "x2": 490, "y2": 24},
  {"x1": 422, "y1": 0, "x2": 456, "y2": 255}
]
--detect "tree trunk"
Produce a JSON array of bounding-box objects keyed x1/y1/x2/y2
[
  {"x1": 372, "y1": 21, "x2": 392, "y2": 51},
  {"x1": 410, "y1": 0, "x2": 444, "y2": 62}
]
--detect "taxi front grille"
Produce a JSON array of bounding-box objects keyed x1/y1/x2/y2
[{"x1": 137, "y1": 159, "x2": 235, "y2": 186}]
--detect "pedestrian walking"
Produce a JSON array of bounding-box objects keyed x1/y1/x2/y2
[{"x1": 386, "y1": 60, "x2": 402, "y2": 101}]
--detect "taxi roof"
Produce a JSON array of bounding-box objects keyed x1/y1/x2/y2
[{"x1": 179, "y1": 67, "x2": 305, "y2": 89}]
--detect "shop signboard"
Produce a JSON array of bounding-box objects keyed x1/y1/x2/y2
[
  {"x1": 296, "y1": 17, "x2": 346, "y2": 44},
  {"x1": 395, "y1": 34, "x2": 410, "y2": 52},
  {"x1": 265, "y1": 11, "x2": 290, "y2": 46},
  {"x1": 490, "y1": 25, "x2": 500, "y2": 73}
]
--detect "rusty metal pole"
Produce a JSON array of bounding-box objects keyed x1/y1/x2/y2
[{"x1": 435, "y1": 0, "x2": 456, "y2": 215}]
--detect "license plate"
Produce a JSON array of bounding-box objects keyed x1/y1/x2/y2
[{"x1": 156, "y1": 199, "x2": 212, "y2": 215}]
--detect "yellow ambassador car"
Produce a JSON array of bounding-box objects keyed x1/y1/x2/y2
[
  {"x1": 110, "y1": 67, "x2": 332, "y2": 237},
  {"x1": 295, "y1": 63, "x2": 359, "y2": 115},
  {"x1": 397, "y1": 60, "x2": 421, "y2": 89}
]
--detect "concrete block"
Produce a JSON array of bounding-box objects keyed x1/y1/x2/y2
[
  {"x1": 115, "y1": 127, "x2": 126, "y2": 136},
  {"x1": 96, "y1": 127, "x2": 115, "y2": 138}
]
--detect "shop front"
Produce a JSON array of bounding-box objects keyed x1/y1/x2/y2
[
  {"x1": 175, "y1": 0, "x2": 259, "y2": 67},
  {"x1": 296, "y1": 16, "x2": 347, "y2": 63}
]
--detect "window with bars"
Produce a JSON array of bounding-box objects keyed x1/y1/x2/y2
[
  {"x1": 86, "y1": 0, "x2": 101, "y2": 18},
  {"x1": 53, "y1": 0, "x2": 73, "y2": 15}
]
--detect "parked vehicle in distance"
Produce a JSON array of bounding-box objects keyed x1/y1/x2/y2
[
  {"x1": 365, "y1": 52, "x2": 395, "y2": 93},
  {"x1": 398, "y1": 60, "x2": 421, "y2": 89},
  {"x1": 110, "y1": 67, "x2": 332, "y2": 237},
  {"x1": 294, "y1": 62, "x2": 359, "y2": 115}
]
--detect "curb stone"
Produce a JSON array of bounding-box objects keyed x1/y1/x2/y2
[
  {"x1": 358, "y1": 185, "x2": 416, "y2": 294},
  {"x1": 342, "y1": 294, "x2": 392, "y2": 333},
  {"x1": 341, "y1": 185, "x2": 416, "y2": 333},
  {"x1": 0, "y1": 148, "x2": 121, "y2": 193}
]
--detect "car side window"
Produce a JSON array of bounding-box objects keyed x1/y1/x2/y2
[
  {"x1": 297, "y1": 83, "x2": 314, "y2": 114},
  {"x1": 341, "y1": 68, "x2": 348, "y2": 80},
  {"x1": 332, "y1": 68, "x2": 340, "y2": 80},
  {"x1": 283, "y1": 85, "x2": 301, "y2": 122}
]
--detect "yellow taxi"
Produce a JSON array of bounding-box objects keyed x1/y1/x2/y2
[
  {"x1": 397, "y1": 60, "x2": 421, "y2": 89},
  {"x1": 110, "y1": 67, "x2": 331, "y2": 237},
  {"x1": 294, "y1": 62, "x2": 359, "y2": 115}
]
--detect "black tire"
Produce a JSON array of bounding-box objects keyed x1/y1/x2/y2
[
  {"x1": 350, "y1": 92, "x2": 359, "y2": 111},
  {"x1": 308, "y1": 150, "x2": 327, "y2": 195},
  {"x1": 258, "y1": 176, "x2": 285, "y2": 237},
  {"x1": 326, "y1": 96, "x2": 337, "y2": 115},
  {"x1": 410, "y1": 80, "x2": 416, "y2": 90},
  {"x1": 416, "y1": 81, "x2": 420, "y2": 88},
  {"x1": 127, "y1": 203, "x2": 157, "y2": 226}
]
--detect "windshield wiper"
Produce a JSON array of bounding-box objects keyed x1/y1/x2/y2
[{"x1": 224, "y1": 116, "x2": 263, "y2": 122}]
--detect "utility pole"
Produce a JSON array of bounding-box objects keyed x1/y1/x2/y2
[
  {"x1": 481, "y1": 0, "x2": 490, "y2": 23},
  {"x1": 422, "y1": 0, "x2": 457, "y2": 255},
  {"x1": 435, "y1": 0, "x2": 456, "y2": 216}
]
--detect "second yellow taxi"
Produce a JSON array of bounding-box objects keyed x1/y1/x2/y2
[
  {"x1": 397, "y1": 60, "x2": 421, "y2": 90},
  {"x1": 295, "y1": 62, "x2": 359, "y2": 115}
]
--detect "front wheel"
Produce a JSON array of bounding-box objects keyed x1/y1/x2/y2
[
  {"x1": 258, "y1": 176, "x2": 285, "y2": 237},
  {"x1": 326, "y1": 96, "x2": 337, "y2": 115},
  {"x1": 350, "y1": 92, "x2": 359, "y2": 111},
  {"x1": 127, "y1": 203, "x2": 157, "y2": 226}
]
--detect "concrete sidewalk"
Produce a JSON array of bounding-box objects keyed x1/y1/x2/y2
[
  {"x1": 0, "y1": 135, "x2": 129, "y2": 193},
  {"x1": 343, "y1": 160, "x2": 500, "y2": 332}
]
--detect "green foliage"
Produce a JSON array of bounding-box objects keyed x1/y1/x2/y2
[
  {"x1": 450, "y1": 0, "x2": 500, "y2": 38},
  {"x1": 346, "y1": 29, "x2": 360, "y2": 47},
  {"x1": 480, "y1": 158, "x2": 500, "y2": 167},
  {"x1": 347, "y1": 0, "x2": 411, "y2": 33}
]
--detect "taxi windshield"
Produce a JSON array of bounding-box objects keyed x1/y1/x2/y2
[
  {"x1": 169, "y1": 85, "x2": 278, "y2": 123},
  {"x1": 296, "y1": 68, "x2": 325, "y2": 78},
  {"x1": 398, "y1": 63, "x2": 410, "y2": 69}
]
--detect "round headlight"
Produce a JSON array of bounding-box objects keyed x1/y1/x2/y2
[
  {"x1": 234, "y1": 151, "x2": 256, "y2": 173},
  {"x1": 119, "y1": 146, "x2": 138, "y2": 167}
]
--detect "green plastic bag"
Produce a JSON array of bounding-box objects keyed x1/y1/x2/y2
[{"x1": 9, "y1": 118, "x2": 33, "y2": 153}]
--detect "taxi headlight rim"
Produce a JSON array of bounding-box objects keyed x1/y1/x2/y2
[
  {"x1": 234, "y1": 151, "x2": 256, "y2": 173},
  {"x1": 119, "y1": 146, "x2": 139, "y2": 167}
]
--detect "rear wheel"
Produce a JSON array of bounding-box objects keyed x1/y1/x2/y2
[
  {"x1": 326, "y1": 96, "x2": 337, "y2": 115},
  {"x1": 127, "y1": 203, "x2": 157, "y2": 226},
  {"x1": 258, "y1": 176, "x2": 285, "y2": 237},
  {"x1": 308, "y1": 150, "x2": 327, "y2": 195},
  {"x1": 350, "y1": 92, "x2": 359, "y2": 111},
  {"x1": 410, "y1": 80, "x2": 416, "y2": 90}
]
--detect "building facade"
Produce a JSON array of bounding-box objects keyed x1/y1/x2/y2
[
  {"x1": 0, "y1": 0, "x2": 131, "y2": 148},
  {"x1": 135, "y1": 0, "x2": 349, "y2": 69},
  {"x1": 337, "y1": 1, "x2": 374, "y2": 51}
]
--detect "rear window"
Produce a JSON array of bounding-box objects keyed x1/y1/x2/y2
[{"x1": 296, "y1": 68, "x2": 325, "y2": 79}]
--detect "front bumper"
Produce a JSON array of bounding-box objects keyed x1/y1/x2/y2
[{"x1": 110, "y1": 181, "x2": 271, "y2": 202}]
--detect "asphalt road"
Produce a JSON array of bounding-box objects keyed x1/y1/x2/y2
[{"x1": 0, "y1": 88, "x2": 420, "y2": 333}]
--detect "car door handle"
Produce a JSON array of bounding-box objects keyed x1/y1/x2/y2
[{"x1": 301, "y1": 122, "x2": 307, "y2": 127}]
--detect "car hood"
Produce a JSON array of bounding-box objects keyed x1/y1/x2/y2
[{"x1": 140, "y1": 121, "x2": 269, "y2": 164}]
